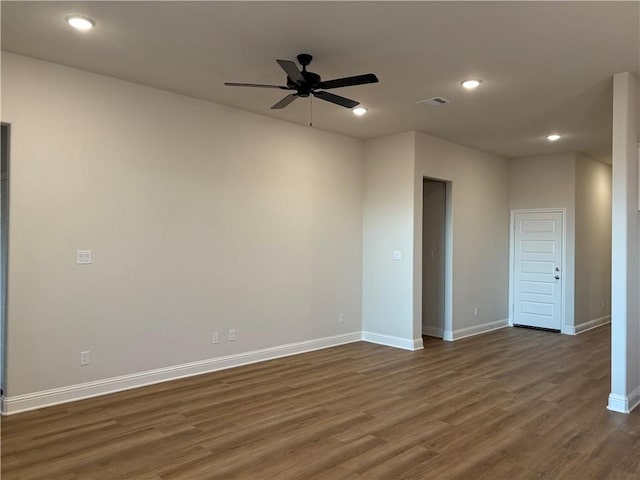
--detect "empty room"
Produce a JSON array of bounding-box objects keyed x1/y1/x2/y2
[{"x1": 1, "y1": 1, "x2": 639, "y2": 479}]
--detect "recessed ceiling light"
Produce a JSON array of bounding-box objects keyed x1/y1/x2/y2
[
  {"x1": 66, "y1": 15, "x2": 95, "y2": 31},
  {"x1": 352, "y1": 107, "x2": 368, "y2": 116},
  {"x1": 547, "y1": 134, "x2": 561, "y2": 142},
  {"x1": 461, "y1": 79, "x2": 482, "y2": 90}
]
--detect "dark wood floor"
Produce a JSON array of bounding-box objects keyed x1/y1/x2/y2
[{"x1": 2, "y1": 325, "x2": 639, "y2": 479}]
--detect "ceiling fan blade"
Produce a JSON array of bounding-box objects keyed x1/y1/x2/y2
[
  {"x1": 313, "y1": 91, "x2": 359, "y2": 109},
  {"x1": 224, "y1": 82, "x2": 289, "y2": 89},
  {"x1": 276, "y1": 59, "x2": 305, "y2": 84},
  {"x1": 271, "y1": 94, "x2": 299, "y2": 110},
  {"x1": 317, "y1": 74, "x2": 379, "y2": 90}
]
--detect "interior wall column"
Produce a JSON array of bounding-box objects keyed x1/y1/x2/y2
[{"x1": 609, "y1": 72, "x2": 640, "y2": 414}]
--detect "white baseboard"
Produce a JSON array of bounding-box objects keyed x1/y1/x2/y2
[
  {"x1": 630, "y1": 388, "x2": 640, "y2": 413},
  {"x1": 1, "y1": 332, "x2": 361, "y2": 415},
  {"x1": 443, "y1": 318, "x2": 509, "y2": 341},
  {"x1": 564, "y1": 315, "x2": 611, "y2": 335},
  {"x1": 422, "y1": 326, "x2": 443, "y2": 338},
  {"x1": 607, "y1": 386, "x2": 640, "y2": 414},
  {"x1": 362, "y1": 331, "x2": 424, "y2": 351}
]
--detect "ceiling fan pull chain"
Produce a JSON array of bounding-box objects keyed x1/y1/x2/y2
[{"x1": 309, "y1": 95, "x2": 313, "y2": 127}]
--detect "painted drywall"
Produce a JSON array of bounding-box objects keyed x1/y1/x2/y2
[
  {"x1": 363, "y1": 131, "x2": 509, "y2": 345},
  {"x1": 1, "y1": 53, "x2": 364, "y2": 396},
  {"x1": 414, "y1": 132, "x2": 509, "y2": 339},
  {"x1": 575, "y1": 153, "x2": 612, "y2": 326},
  {"x1": 422, "y1": 179, "x2": 446, "y2": 337},
  {"x1": 609, "y1": 71, "x2": 640, "y2": 413},
  {"x1": 509, "y1": 153, "x2": 576, "y2": 329},
  {"x1": 509, "y1": 152, "x2": 613, "y2": 332},
  {"x1": 362, "y1": 132, "x2": 416, "y2": 341}
]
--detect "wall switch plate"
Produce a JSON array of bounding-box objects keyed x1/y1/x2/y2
[
  {"x1": 80, "y1": 351, "x2": 90, "y2": 366},
  {"x1": 228, "y1": 329, "x2": 236, "y2": 341},
  {"x1": 77, "y1": 250, "x2": 92, "y2": 264},
  {"x1": 212, "y1": 332, "x2": 219, "y2": 344},
  {"x1": 474, "y1": 307, "x2": 479, "y2": 317},
  {"x1": 393, "y1": 250, "x2": 402, "y2": 261},
  {"x1": 339, "y1": 313, "x2": 345, "y2": 324}
]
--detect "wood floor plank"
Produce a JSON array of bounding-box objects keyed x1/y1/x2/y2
[{"x1": 2, "y1": 325, "x2": 639, "y2": 479}]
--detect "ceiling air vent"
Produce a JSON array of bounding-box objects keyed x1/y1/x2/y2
[{"x1": 416, "y1": 97, "x2": 450, "y2": 106}]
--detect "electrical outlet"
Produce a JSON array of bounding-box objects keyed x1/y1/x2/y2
[
  {"x1": 474, "y1": 307, "x2": 479, "y2": 317},
  {"x1": 77, "y1": 250, "x2": 92, "y2": 264},
  {"x1": 228, "y1": 329, "x2": 236, "y2": 341},
  {"x1": 339, "y1": 313, "x2": 345, "y2": 324},
  {"x1": 212, "y1": 331, "x2": 219, "y2": 344},
  {"x1": 80, "y1": 351, "x2": 90, "y2": 366}
]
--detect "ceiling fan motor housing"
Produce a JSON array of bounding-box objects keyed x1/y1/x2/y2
[{"x1": 288, "y1": 70, "x2": 322, "y2": 96}]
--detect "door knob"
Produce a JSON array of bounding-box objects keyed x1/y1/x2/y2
[{"x1": 555, "y1": 275, "x2": 560, "y2": 280}]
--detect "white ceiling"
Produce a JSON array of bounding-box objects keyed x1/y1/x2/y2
[{"x1": 2, "y1": 1, "x2": 639, "y2": 163}]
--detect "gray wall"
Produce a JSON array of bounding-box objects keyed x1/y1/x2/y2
[
  {"x1": 509, "y1": 153, "x2": 577, "y2": 328},
  {"x1": 1, "y1": 53, "x2": 364, "y2": 396},
  {"x1": 575, "y1": 153, "x2": 612, "y2": 325},
  {"x1": 362, "y1": 132, "x2": 416, "y2": 340},
  {"x1": 509, "y1": 152, "x2": 612, "y2": 330},
  {"x1": 362, "y1": 131, "x2": 509, "y2": 344},
  {"x1": 2, "y1": 51, "x2": 619, "y2": 406},
  {"x1": 414, "y1": 132, "x2": 510, "y2": 338}
]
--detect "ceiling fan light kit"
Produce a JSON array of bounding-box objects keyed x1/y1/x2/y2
[{"x1": 224, "y1": 53, "x2": 379, "y2": 111}]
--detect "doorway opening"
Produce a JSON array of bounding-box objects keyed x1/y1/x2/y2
[
  {"x1": 1, "y1": 123, "x2": 9, "y2": 398},
  {"x1": 422, "y1": 178, "x2": 450, "y2": 339}
]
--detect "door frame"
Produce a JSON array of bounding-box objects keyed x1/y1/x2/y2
[
  {"x1": 421, "y1": 177, "x2": 451, "y2": 339},
  {"x1": 1, "y1": 122, "x2": 9, "y2": 401},
  {"x1": 417, "y1": 176, "x2": 454, "y2": 342},
  {"x1": 508, "y1": 208, "x2": 567, "y2": 334}
]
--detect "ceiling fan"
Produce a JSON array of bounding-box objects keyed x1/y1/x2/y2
[{"x1": 224, "y1": 54, "x2": 379, "y2": 110}]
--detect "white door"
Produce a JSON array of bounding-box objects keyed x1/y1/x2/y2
[{"x1": 513, "y1": 211, "x2": 563, "y2": 331}]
